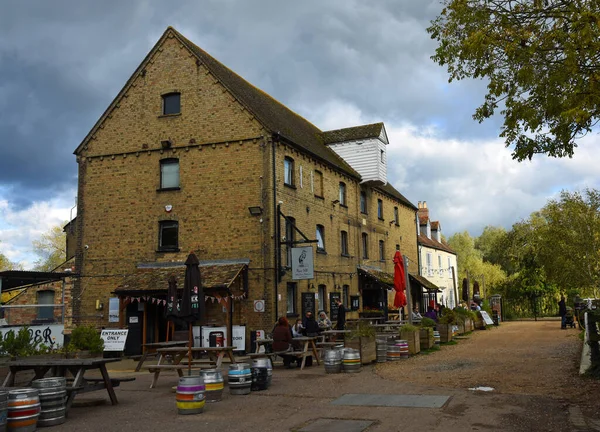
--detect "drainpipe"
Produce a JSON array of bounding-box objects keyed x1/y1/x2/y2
[{"x1": 272, "y1": 133, "x2": 280, "y2": 321}]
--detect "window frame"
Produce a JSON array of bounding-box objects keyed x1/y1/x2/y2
[
  {"x1": 161, "y1": 92, "x2": 181, "y2": 115},
  {"x1": 394, "y1": 207, "x2": 399, "y2": 226},
  {"x1": 158, "y1": 220, "x2": 179, "y2": 252},
  {"x1": 286, "y1": 282, "x2": 297, "y2": 315},
  {"x1": 36, "y1": 290, "x2": 55, "y2": 321},
  {"x1": 284, "y1": 157, "x2": 295, "y2": 187},
  {"x1": 316, "y1": 224, "x2": 326, "y2": 253},
  {"x1": 159, "y1": 158, "x2": 180, "y2": 190},
  {"x1": 339, "y1": 182, "x2": 347, "y2": 206},
  {"x1": 361, "y1": 233, "x2": 369, "y2": 259},
  {"x1": 379, "y1": 240, "x2": 385, "y2": 261},
  {"x1": 318, "y1": 284, "x2": 327, "y2": 314},
  {"x1": 360, "y1": 191, "x2": 367, "y2": 214},
  {"x1": 427, "y1": 252, "x2": 433, "y2": 276},
  {"x1": 314, "y1": 170, "x2": 324, "y2": 198},
  {"x1": 377, "y1": 199, "x2": 384, "y2": 220},
  {"x1": 341, "y1": 230, "x2": 349, "y2": 256}
]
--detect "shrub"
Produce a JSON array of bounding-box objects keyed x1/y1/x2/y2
[
  {"x1": 420, "y1": 317, "x2": 436, "y2": 328},
  {"x1": 348, "y1": 321, "x2": 376, "y2": 339},
  {"x1": 0, "y1": 327, "x2": 52, "y2": 358},
  {"x1": 400, "y1": 324, "x2": 419, "y2": 333},
  {"x1": 438, "y1": 309, "x2": 458, "y2": 325},
  {"x1": 69, "y1": 325, "x2": 104, "y2": 354}
]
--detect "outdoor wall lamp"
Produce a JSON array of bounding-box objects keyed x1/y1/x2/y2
[
  {"x1": 161, "y1": 139, "x2": 173, "y2": 149},
  {"x1": 331, "y1": 199, "x2": 339, "y2": 205},
  {"x1": 248, "y1": 206, "x2": 263, "y2": 216}
]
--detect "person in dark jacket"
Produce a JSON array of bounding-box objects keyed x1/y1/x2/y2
[
  {"x1": 336, "y1": 299, "x2": 346, "y2": 330},
  {"x1": 424, "y1": 306, "x2": 438, "y2": 322},
  {"x1": 272, "y1": 317, "x2": 296, "y2": 368},
  {"x1": 302, "y1": 312, "x2": 321, "y2": 337},
  {"x1": 559, "y1": 296, "x2": 567, "y2": 329}
]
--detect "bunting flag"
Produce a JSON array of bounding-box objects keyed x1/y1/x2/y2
[{"x1": 124, "y1": 292, "x2": 247, "y2": 305}]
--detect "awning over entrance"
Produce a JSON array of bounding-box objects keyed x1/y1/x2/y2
[
  {"x1": 357, "y1": 266, "x2": 394, "y2": 290},
  {"x1": 114, "y1": 259, "x2": 249, "y2": 296},
  {"x1": 409, "y1": 273, "x2": 441, "y2": 293}
]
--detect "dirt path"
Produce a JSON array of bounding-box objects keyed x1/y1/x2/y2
[{"x1": 377, "y1": 321, "x2": 600, "y2": 418}]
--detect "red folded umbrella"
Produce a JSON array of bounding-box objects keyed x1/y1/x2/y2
[{"x1": 393, "y1": 250, "x2": 407, "y2": 308}]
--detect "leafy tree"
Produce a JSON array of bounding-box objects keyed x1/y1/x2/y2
[
  {"x1": 428, "y1": 1, "x2": 600, "y2": 161},
  {"x1": 0, "y1": 241, "x2": 20, "y2": 271},
  {"x1": 32, "y1": 223, "x2": 67, "y2": 272},
  {"x1": 474, "y1": 225, "x2": 510, "y2": 270}
]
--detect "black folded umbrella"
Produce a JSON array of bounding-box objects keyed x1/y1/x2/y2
[
  {"x1": 180, "y1": 252, "x2": 203, "y2": 374},
  {"x1": 166, "y1": 275, "x2": 179, "y2": 320}
]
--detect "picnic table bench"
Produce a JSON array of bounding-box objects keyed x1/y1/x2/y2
[{"x1": 135, "y1": 341, "x2": 188, "y2": 372}]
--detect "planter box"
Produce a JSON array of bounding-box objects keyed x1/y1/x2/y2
[
  {"x1": 419, "y1": 328, "x2": 434, "y2": 350},
  {"x1": 400, "y1": 329, "x2": 420, "y2": 355},
  {"x1": 345, "y1": 336, "x2": 376, "y2": 364},
  {"x1": 437, "y1": 324, "x2": 453, "y2": 343}
]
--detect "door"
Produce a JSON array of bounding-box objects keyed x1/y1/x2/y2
[{"x1": 124, "y1": 301, "x2": 144, "y2": 356}]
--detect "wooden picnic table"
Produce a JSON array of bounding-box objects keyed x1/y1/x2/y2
[
  {"x1": 135, "y1": 341, "x2": 188, "y2": 372},
  {"x1": 254, "y1": 338, "x2": 273, "y2": 354},
  {"x1": 320, "y1": 330, "x2": 350, "y2": 342},
  {"x1": 144, "y1": 346, "x2": 237, "y2": 389},
  {"x1": 2, "y1": 357, "x2": 125, "y2": 411},
  {"x1": 291, "y1": 337, "x2": 320, "y2": 370}
]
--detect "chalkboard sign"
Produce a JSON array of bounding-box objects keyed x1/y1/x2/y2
[
  {"x1": 350, "y1": 295, "x2": 360, "y2": 311},
  {"x1": 301, "y1": 292, "x2": 316, "y2": 317},
  {"x1": 330, "y1": 293, "x2": 341, "y2": 321}
]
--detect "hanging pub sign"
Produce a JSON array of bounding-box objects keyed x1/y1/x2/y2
[{"x1": 291, "y1": 247, "x2": 314, "y2": 280}]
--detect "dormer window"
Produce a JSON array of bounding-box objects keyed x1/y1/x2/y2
[
  {"x1": 381, "y1": 149, "x2": 385, "y2": 163},
  {"x1": 162, "y1": 92, "x2": 181, "y2": 115}
]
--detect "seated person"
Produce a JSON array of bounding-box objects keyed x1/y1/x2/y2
[
  {"x1": 317, "y1": 311, "x2": 332, "y2": 330},
  {"x1": 424, "y1": 306, "x2": 438, "y2": 322},
  {"x1": 272, "y1": 317, "x2": 297, "y2": 368},
  {"x1": 302, "y1": 312, "x2": 321, "y2": 337},
  {"x1": 412, "y1": 307, "x2": 423, "y2": 320},
  {"x1": 291, "y1": 319, "x2": 303, "y2": 338}
]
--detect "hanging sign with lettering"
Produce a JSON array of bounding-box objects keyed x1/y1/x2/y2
[
  {"x1": 101, "y1": 329, "x2": 129, "y2": 351},
  {"x1": 0, "y1": 324, "x2": 64, "y2": 348}
]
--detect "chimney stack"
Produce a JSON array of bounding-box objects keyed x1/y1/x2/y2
[{"x1": 417, "y1": 200, "x2": 429, "y2": 221}]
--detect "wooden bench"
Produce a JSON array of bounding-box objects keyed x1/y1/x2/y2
[{"x1": 85, "y1": 377, "x2": 136, "y2": 387}]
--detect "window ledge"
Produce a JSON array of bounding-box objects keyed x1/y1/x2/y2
[
  {"x1": 341, "y1": 253, "x2": 351, "y2": 258},
  {"x1": 316, "y1": 249, "x2": 327, "y2": 255},
  {"x1": 284, "y1": 183, "x2": 297, "y2": 190},
  {"x1": 378, "y1": 218, "x2": 385, "y2": 221},
  {"x1": 314, "y1": 195, "x2": 324, "y2": 200},
  {"x1": 360, "y1": 211, "x2": 368, "y2": 215},
  {"x1": 339, "y1": 204, "x2": 348, "y2": 209},
  {"x1": 156, "y1": 248, "x2": 181, "y2": 253},
  {"x1": 157, "y1": 187, "x2": 181, "y2": 192},
  {"x1": 158, "y1": 113, "x2": 181, "y2": 118}
]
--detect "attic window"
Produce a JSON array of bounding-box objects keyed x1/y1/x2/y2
[
  {"x1": 162, "y1": 92, "x2": 181, "y2": 115},
  {"x1": 381, "y1": 149, "x2": 385, "y2": 163}
]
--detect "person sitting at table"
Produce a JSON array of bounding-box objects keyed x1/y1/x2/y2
[
  {"x1": 302, "y1": 311, "x2": 320, "y2": 337},
  {"x1": 412, "y1": 306, "x2": 423, "y2": 320},
  {"x1": 317, "y1": 310, "x2": 332, "y2": 330},
  {"x1": 424, "y1": 306, "x2": 438, "y2": 322},
  {"x1": 291, "y1": 318, "x2": 303, "y2": 338},
  {"x1": 272, "y1": 317, "x2": 297, "y2": 368}
]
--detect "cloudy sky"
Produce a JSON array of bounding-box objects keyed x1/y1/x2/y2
[{"x1": 1, "y1": 0, "x2": 599, "y2": 269}]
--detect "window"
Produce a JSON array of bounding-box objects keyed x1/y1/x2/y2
[
  {"x1": 286, "y1": 283, "x2": 297, "y2": 315},
  {"x1": 448, "y1": 257, "x2": 452, "y2": 277},
  {"x1": 316, "y1": 225, "x2": 325, "y2": 252},
  {"x1": 427, "y1": 252, "x2": 433, "y2": 276},
  {"x1": 285, "y1": 217, "x2": 296, "y2": 266},
  {"x1": 438, "y1": 255, "x2": 443, "y2": 275},
  {"x1": 350, "y1": 295, "x2": 360, "y2": 311},
  {"x1": 361, "y1": 233, "x2": 369, "y2": 259},
  {"x1": 162, "y1": 92, "x2": 180, "y2": 115},
  {"x1": 360, "y1": 191, "x2": 367, "y2": 214},
  {"x1": 37, "y1": 290, "x2": 54, "y2": 321},
  {"x1": 284, "y1": 157, "x2": 294, "y2": 186},
  {"x1": 377, "y1": 199, "x2": 383, "y2": 220},
  {"x1": 394, "y1": 207, "x2": 399, "y2": 225},
  {"x1": 314, "y1": 170, "x2": 323, "y2": 197},
  {"x1": 381, "y1": 149, "x2": 385, "y2": 163},
  {"x1": 318, "y1": 285, "x2": 327, "y2": 313},
  {"x1": 160, "y1": 158, "x2": 180, "y2": 189},
  {"x1": 343, "y1": 285, "x2": 349, "y2": 307},
  {"x1": 159, "y1": 220, "x2": 179, "y2": 251},
  {"x1": 379, "y1": 240, "x2": 385, "y2": 261},
  {"x1": 339, "y1": 182, "x2": 346, "y2": 206},
  {"x1": 341, "y1": 230, "x2": 349, "y2": 256}
]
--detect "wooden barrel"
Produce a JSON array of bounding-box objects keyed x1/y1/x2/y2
[
  {"x1": 7, "y1": 388, "x2": 40, "y2": 432},
  {"x1": 32, "y1": 377, "x2": 67, "y2": 427},
  {"x1": 228, "y1": 363, "x2": 251, "y2": 395},
  {"x1": 200, "y1": 369, "x2": 224, "y2": 403},
  {"x1": 0, "y1": 390, "x2": 8, "y2": 432},
  {"x1": 251, "y1": 358, "x2": 272, "y2": 385},
  {"x1": 176, "y1": 376, "x2": 205, "y2": 415},
  {"x1": 323, "y1": 349, "x2": 342, "y2": 374},
  {"x1": 342, "y1": 348, "x2": 361, "y2": 373},
  {"x1": 433, "y1": 331, "x2": 441, "y2": 346},
  {"x1": 251, "y1": 367, "x2": 269, "y2": 391}
]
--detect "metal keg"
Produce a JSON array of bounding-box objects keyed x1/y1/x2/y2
[
  {"x1": 323, "y1": 349, "x2": 342, "y2": 374},
  {"x1": 251, "y1": 358, "x2": 272, "y2": 386},
  {"x1": 433, "y1": 330, "x2": 441, "y2": 346},
  {"x1": 376, "y1": 336, "x2": 389, "y2": 363},
  {"x1": 228, "y1": 363, "x2": 252, "y2": 395},
  {"x1": 396, "y1": 340, "x2": 409, "y2": 359},
  {"x1": 32, "y1": 377, "x2": 67, "y2": 427},
  {"x1": 342, "y1": 348, "x2": 361, "y2": 373},
  {"x1": 0, "y1": 390, "x2": 8, "y2": 432},
  {"x1": 250, "y1": 367, "x2": 269, "y2": 391},
  {"x1": 176, "y1": 376, "x2": 205, "y2": 415},
  {"x1": 7, "y1": 388, "x2": 40, "y2": 432},
  {"x1": 200, "y1": 369, "x2": 224, "y2": 403},
  {"x1": 386, "y1": 342, "x2": 401, "y2": 361}
]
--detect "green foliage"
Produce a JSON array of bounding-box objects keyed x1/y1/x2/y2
[
  {"x1": 347, "y1": 321, "x2": 376, "y2": 339},
  {"x1": 32, "y1": 223, "x2": 67, "y2": 272},
  {"x1": 438, "y1": 309, "x2": 458, "y2": 325},
  {"x1": 420, "y1": 317, "x2": 437, "y2": 328},
  {"x1": 428, "y1": 0, "x2": 600, "y2": 161},
  {"x1": 69, "y1": 325, "x2": 104, "y2": 354},
  {"x1": 454, "y1": 307, "x2": 477, "y2": 320},
  {"x1": 0, "y1": 241, "x2": 21, "y2": 271},
  {"x1": 400, "y1": 324, "x2": 419, "y2": 333}
]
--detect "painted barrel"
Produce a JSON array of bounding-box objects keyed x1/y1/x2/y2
[
  {"x1": 251, "y1": 358, "x2": 272, "y2": 385},
  {"x1": 228, "y1": 363, "x2": 251, "y2": 396},
  {"x1": 376, "y1": 336, "x2": 389, "y2": 363},
  {"x1": 7, "y1": 388, "x2": 40, "y2": 432},
  {"x1": 250, "y1": 367, "x2": 269, "y2": 391},
  {"x1": 433, "y1": 331, "x2": 441, "y2": 346},
  {"x1": 200, "y1": 369, "x2": 224, "y2": 403},
  {"x1": 0, "y1": 390, "x2": 8, "y2": 432},
  {"x1": 342, "y1": 348, "x2": 361, "y2": 373},
  {"x1": 32, "y1": 377, "x2": 67, "y2": 427},
  {"x1": 396, "y1": 340, "x2": 409, "y2": 359},
  {"x1": 323, "y1": 349, "x2": 342, "y2": 374},
  {"x1": 386, "y1": 342, "x2": 401, "y2": 361},
  {"x1": 176, "y1": 376, "x2": 205, "y2": 415}
]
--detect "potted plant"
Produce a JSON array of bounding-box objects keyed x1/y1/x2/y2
[
  {"x1": 419, "y1": 317, "x2": 436, "y2": 350},
  {"x1": 454, "y1": 308, "x2": 476, "y2": 333},
  {"x1": 68, "y1": 325, "x2": 104, "y2": 358},
  {"x1": 345, "y1": 321, "x2": 377, "y2": 364},
  {"x1": 399, "y1": 324, "x2": 421, "y2": 355},
  {"x1": 437, "y1": 309, "x2": 457, "y2": 343}
]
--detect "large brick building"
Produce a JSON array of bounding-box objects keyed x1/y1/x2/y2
[{"x1": 72, "y1": 27, "x2": 427, "y2": 353}]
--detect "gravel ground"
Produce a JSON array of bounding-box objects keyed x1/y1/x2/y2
[{"x1": 377, "y1": 320, "x2": 600, "y2": 419}]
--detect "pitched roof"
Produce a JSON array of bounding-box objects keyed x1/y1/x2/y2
[
  {"x1": 321, "y1": 123, "x2": 385, "y2": 144},
  {"x1": 418, "y1": 234, "x2": 456, "y2": 254},
  {"x1": 419, "y1": 214, "x2": 429, "y2": 225},
  {"x1": 409, "y1": 273, "x2": 441, "y2": 292},
  {"x1": 375, "y1": 183, "x2": 418, "y2": 211},
  {"x1": 431, "y1": 221, "x2": 440, "y2": 230}
]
